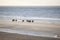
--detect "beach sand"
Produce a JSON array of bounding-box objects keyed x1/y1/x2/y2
[{"x1": 0, "y1": 21, "x2": 60, "y2": 40}]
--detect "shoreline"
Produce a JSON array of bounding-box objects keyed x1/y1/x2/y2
[{"x1": 0, "y1": 32, "x2": 60, "y2": 40}]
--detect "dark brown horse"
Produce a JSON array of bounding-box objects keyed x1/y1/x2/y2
[
  {"x1": 22, "y1": 20, "x2": 24, "y2": 22},
  {"x1": 12, "y1": 19, "x2": 17, "y2": 22},
  {"x1": 26, "y1": 20, "x2": 34, "y2": 22}
]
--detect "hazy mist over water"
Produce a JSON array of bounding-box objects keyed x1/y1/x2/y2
[{"x1": 0, "y1": 6, "x2": 60, "y2": 23}]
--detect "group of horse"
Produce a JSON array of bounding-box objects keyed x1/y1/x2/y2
[{"x1": 12, "y1": 19, "x2": 34, "y2": 23}]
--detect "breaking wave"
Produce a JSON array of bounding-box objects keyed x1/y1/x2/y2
[
  {"x1": 0, "y1": 16, "x2": 60, "y2": 24},
  {"x1": 0, "y1": 15, "x2": 60, "y2": 20}
]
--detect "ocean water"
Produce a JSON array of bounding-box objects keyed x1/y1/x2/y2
[{"x1": 0, "y1": 6, "x2": 60, "y2": 24}]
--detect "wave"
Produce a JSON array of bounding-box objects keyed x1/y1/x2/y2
[{"x1": 0, "y1": 15, "x2": 60, "y2": 20}]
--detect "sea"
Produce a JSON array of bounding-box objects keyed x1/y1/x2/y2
[{"x1": 0, "y1": 6, "x2": 60, "y2": 24}]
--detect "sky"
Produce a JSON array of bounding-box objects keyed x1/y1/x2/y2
[{"x1": 0, "y1": 0, "x2": 60, "y2": 6}]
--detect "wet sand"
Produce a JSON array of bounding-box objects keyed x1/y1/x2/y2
[
  {"x1": 0, "y1": 32, "x2": 60, "y2": 40},
  {"x1": 0, "y1": 21, "x2": 60, "y2": 40}
]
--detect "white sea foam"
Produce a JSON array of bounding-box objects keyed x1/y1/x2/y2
[
  {"x1": 0, "y1": 16, "x2": 60, "y2": 20},
  {"x1": 0, "y1": 16, "x2": 60, "y2": 24}
]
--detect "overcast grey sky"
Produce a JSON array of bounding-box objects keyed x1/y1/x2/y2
[{"x1": 0, "y1": 0, "x2": 60, "y2": 6}]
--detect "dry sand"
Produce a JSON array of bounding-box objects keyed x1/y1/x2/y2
[{"x1": 0, "y1": 21, "x2": 60, "y2": 40}]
